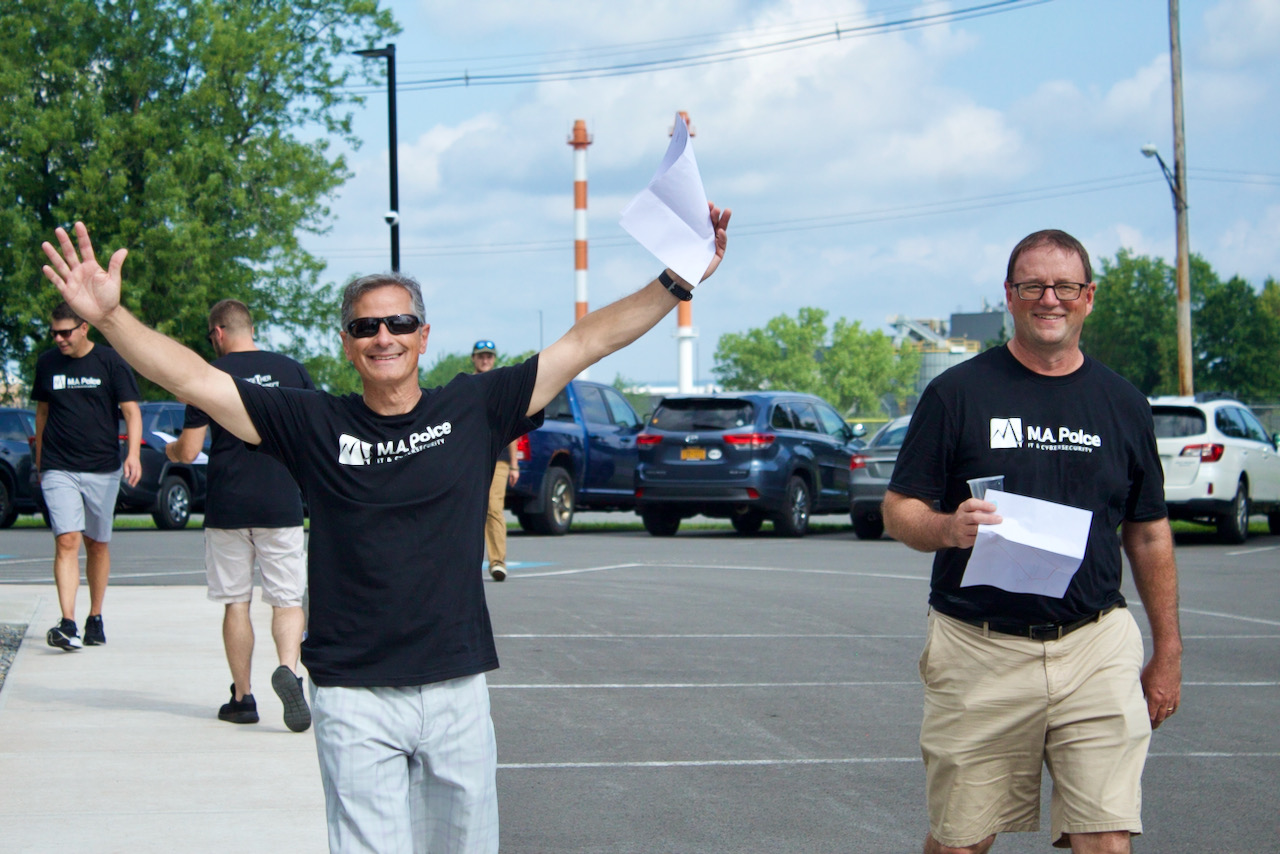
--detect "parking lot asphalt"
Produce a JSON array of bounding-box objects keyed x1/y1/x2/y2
[{"x1": 1, "y1": 519, "x2": 1277, "y2": 853}]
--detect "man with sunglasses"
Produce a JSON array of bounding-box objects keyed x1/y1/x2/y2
[
  {"x1": 32, "y1": 301, "x2": 142, "y2": 651},
  {"x1": 41, "y1": 206, "x2": 729, "y2": 853},
  {"x1": 883, "y1": 230, "x2": 1181, "y2": 854},
  {"x1": 165, "y1": 299, "x2": 315, "y2": 731},
  {"x1": 470, "y1": 339, "x2": 519, "y2": 581}
]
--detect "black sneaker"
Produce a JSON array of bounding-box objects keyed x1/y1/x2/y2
[
  {"x1": 83, "y1": 614, "x2": 106, "y2": 646},
  {"x1": 218, "y1": 685, "x2": 259, "y2": 724},
  {"x1": 271, "y1": 665, "x2": 311, "y2": 733},
  {"x1": 46, "y1": 619, "x2": 83, "y2": 651}
]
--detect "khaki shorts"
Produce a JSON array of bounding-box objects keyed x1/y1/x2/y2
[
  {"x1": 918, "y1": 608, "x2": 1151, "y2": 849},
  {"x1": 205, "y1": 527, "x2": 306, "y2": 608}
]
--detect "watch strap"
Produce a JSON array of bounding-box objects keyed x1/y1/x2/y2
[{"x1": 658, "y1": 269, "x2": 693, "y2": 301}]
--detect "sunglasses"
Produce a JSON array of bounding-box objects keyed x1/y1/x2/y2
[
  {"x1": 473, "y1": 340, "x2": 496, "y2": 352},
  {"x1": 345, "y1": 314, "x2": 423, "y2": 339},
  {"x1": 51, "y1": 325, "x2": 83, "y2": 339}
]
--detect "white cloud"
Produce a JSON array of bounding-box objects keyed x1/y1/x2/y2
[{"x1": 1201, "y1": 0, "x2": 1280, "y2": 67}]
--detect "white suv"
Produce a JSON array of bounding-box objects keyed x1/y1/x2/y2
[{"x1": 1150, "y1": 395, "x2": 1280, "y2": 543}]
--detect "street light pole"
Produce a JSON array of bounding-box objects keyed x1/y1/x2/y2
[{"x1": 355, "y1": 43, "x2": 400, "y2": 273}]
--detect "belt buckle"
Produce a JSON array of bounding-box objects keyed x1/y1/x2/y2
[{"x1": 1027, "y1": 623, "x2": 1062, "y2": 641}]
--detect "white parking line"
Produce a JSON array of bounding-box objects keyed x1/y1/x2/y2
[
  {"x1": 1180, "y1": 608, "x2": 1280, "y2": 627},
  {"x1": 491, "y1": 681, "x2": 918, "y2": 689},
  {"x1": 498, "y1": 633, "x2": 922, "y2": 639},
  {"x1": 1225, "y1": 545, "x2": 1280, "y2": 556},
  {"x1": 498, "y1": 752, "x2": 1280, "y2": 770},
  {"x1": 515, "y1": 561, "x2": 929, "y2": 582}
]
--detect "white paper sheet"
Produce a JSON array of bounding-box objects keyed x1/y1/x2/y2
[
  {"x1": 618, "y1": 112, "x2": 715, "y2": 286},
  {"x1": 154, "y1": 430, "x2": 208, "y2": 465},
  {"x1": 961, "y1": 489, "x2": 1093, "y2": 598}
]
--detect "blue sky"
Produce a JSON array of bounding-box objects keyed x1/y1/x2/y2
[{"x1": 301, "y1": 0, "x2": 1280, "y2": 386}]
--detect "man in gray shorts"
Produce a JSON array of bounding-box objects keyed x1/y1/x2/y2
[
  {"x1": 33, "y1": 302, "x2": 142, "y2": 651},
  {"x1": 166, "y1": 299, "x2": 315, "y2": 732}
]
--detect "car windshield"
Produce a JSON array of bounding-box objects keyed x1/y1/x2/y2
[
  {"x1": 1151, "y1": 406, "x2": 1206, "y2": 438},
  {"x1": 650, "y1": 399, "x2": 755, "y2": 431}
]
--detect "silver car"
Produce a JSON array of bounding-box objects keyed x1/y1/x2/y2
[{"x1": 848, "y1": 415, "x2": 912, "y2": 540}]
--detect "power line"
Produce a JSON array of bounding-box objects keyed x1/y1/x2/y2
[
  {"x1": 309, "y1": 170, "x2": 1166, "y2": 261},
  {"x1": 343, "y1": 0, "x2": 1051, "y2": 94}
]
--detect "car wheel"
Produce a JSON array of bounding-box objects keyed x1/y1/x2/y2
[
  {"x1": 523, "y1": 467, "x2": 574, "y2": 536},
  {"x1": 852, "y1": 511, "x2": 884, "y2": 541},
  {"x1": 1216, "y1": 480, "x2": 1249, "y2": 544},
  {"x1": 0, "y1": 477, "x2": 16, "y2": 528},
  {"x1": 151, "y1": 476, "x2": 192, "y2": 530},
  {"x1": 641, "y1": 507, "x2": 681, "y2": 537},
  {"x1": 774, "y1": 476, "x2": 811, "y2": 538},
  {"x1": 730, "y1": 510, "x2": 764, "y2": 535},
  {"x1": 1270, "y1": 510, "x2": 1280, "y2": 536}
]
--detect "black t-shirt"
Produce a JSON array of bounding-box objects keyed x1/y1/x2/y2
[
  {"x1": 889, "y1": 345, "x2": 1166, "y2": 625},
  {"x1": 32, "y1": 345, "x2": 141, "y2": 473},
  {"x1": 185, "y1": 351, "x2": 315, "y2": 529},
  {"x1": 235, "y1": 356, "x2": 544, "y2": 688}
]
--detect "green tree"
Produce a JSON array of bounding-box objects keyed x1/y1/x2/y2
[
  {"x1": 0, "y1": 0, "x2": 398, "y2": 398},
  {"x1": 420, "y1": 349, "x2": 536, "y2": 389},
  {"x1": 713, "y1": 307, "x2": 919, "y2": 416},
  {"x1": 1081, "y1": 250, "x2": 1178, "y2": 395},
  {"x1": 1194, "y1": 275, "x2": 1280, "y2": 399}
]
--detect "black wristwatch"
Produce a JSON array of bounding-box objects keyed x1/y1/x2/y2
[{"x1": 658, "y1": 269, "x2": 693, "y2": 301}]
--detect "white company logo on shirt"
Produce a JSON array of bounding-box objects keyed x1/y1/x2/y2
[
  {"x1": 990, "y1": 417, "x2": 1101, "y2": 453},
  {"x1": 989, "y1": 418, "x2": 1023, "y2": 449},
  {"x1": 246, "y1": 373, "x2": 280, "y2": 388},
  {"x1": 51, "y1": 374, "x2": 102, "y2": 391},
  {"x1": 337, "y1": 422, "x2": 452, "y2": 466}
]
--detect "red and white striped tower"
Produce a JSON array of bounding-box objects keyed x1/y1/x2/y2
[
  {"x1": 568, "y1": 119, "x2": 593, "y2": 378},
  {"x1": 673, "y1": 112, "x2": 697, "y2": 393}
]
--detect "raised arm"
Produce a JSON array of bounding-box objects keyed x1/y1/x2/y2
[
  {"x1": 41, "y1": 223, "x2": 260, "y2": 445},
  {"x1": 529, "y1": 203, "x2": 731, "y2": 415}
]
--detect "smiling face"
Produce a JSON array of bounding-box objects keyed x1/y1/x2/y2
[
  {"x1": 51, "y1": 319, "x2": 91, "y2": 357},
  {"x1": 1005, "y1": 243, "x2": 1095, "y2": 366},
  {"x1": 339, "y1": 285, "x2": 430, "y2": 390}
]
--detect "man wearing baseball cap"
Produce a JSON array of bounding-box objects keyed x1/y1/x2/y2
[{"x1": 471, "y1": 339, "x2": 519, "y2": 581}]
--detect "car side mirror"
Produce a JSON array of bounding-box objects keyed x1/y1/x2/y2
[{"x1": 851, "y1": 423, "x2": 866, "y2": 438}]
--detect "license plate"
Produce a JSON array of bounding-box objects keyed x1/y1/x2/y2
[{"x1": 680, "y1": 447, "x2": 707, "y2": 461}]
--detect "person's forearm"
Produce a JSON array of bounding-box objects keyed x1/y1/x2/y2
[
  {"x1": 564, "y1": 278, "x2": 677, "y2": 367},
  {"x1": 97, "y1": 307, "x2": 216, "y2": 402},
  {"x1": 1124, "y1": 521, "x2": 1182, "y2": 655},
  {"x1": 123, "y1": 405, "x2": 142, "y2": 459},
  {"x1": 883, "y1": 491, "x2": 955, "y2": 552}
]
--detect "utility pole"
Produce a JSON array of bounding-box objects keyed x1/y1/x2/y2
[
  {"x1": 355, "y1": 44, "x2": 400, "y2": 272},
  {"x1": 1169, "y1": 0, "x2": 1193, "y2": 395}
]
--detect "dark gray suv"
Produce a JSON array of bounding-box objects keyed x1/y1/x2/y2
[
  {"x1": 0, "y1": 407, "x2": 39, "y2": 527},
  {"x1": 635, "y1": 392, "x2": 863, "y2": 537}
]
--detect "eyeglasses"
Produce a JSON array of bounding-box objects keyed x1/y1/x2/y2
[
  {"x1": 206, "y1": 326, "x2": 223, "y2": 343},
  {"x1": 345, "y1": 314, "x2": 423, "y2": 338},
  {"x1": 473, "y1": 340, "x2": 495, "y2": 353},
  {"x1": 1011, "y1": 282, "x2": 1087, "y2": 301},
  {"x1": 51, "y1": 325, "x2": 83, "y2": 339}
]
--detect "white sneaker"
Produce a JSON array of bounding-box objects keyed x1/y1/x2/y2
[{"x1": 489, "y1": 563, "x2": 507, "y2": 582}]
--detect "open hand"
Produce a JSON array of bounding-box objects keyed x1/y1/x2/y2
[{"x1": 41, "y1": 222, "x2": 128, "y2": 325}]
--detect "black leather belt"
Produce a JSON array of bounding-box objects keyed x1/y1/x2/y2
[{"x1": 952, "y1": 603, "x2": 1123, "y2": 641}]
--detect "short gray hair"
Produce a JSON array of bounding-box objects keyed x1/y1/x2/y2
[{"x1": 340, "y1": 273, "x2": 426, "y2": 329}]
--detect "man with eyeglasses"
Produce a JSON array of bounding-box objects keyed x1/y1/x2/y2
[
  {"x1": 41, "y1": 208, "x2": 729, "y2": 853},
  {"x1": 470, "y1": 339, "x2": 519, "y2": 581},
  {"x1": 883, "y1": 230, "x2": 1181, "y2": 854},
  {"x1": 32, "y1": 301, "x2": 142, "y2": 651},
  {"x1": 165, "y1": 298, "x2": 315, "y2": 731}
]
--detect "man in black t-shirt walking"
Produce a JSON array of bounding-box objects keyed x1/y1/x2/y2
[
  {"x1": 883, "y1": 230, "x2": 1182, "y2": 854},
  {"x1": 32, "y1": 302, "x2": 142, "y2": 651},
  {"x1": 166, "y1": 299, "x2": 315, "y2": 732},
  {"x1": 42, "y1": 210, "x2": 729, "y2": 854}
]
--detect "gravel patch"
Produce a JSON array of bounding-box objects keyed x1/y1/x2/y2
[{"x1": 0, "y1": 623, "x2": 25, "y2": 693}]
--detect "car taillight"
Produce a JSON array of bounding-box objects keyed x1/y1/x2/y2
[
  {"x1": 850, "y1": 454, "x2": 868, "y2": 470},
  {"x1": 515, "y1": 434, "x2": 531, "y2": 462},
  {"x1": 120, "y1": 433, "x2": 148, "y2": 447},
  {"x1": 637, "y1": 434, "x2": 663, "y2": 446},
  {"x1": 1180, "y1": 443, "x2": 1224, "y2": 463},
  {"x1": 723, "y1": 433, "x2": 775, "y2": 449}
]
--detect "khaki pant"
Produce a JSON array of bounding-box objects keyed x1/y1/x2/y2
[{"x1": 484, "y1": 461, "x2": 509, "y2": 569}]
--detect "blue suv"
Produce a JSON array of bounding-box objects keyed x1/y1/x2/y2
[{"x1": 635, "y1": 392, "x2": 863, "y2": 537}]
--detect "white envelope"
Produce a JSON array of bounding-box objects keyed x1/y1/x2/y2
[
  {"x1": 961, "y1": 489, "x2": 1093, "y2": 598},
  {"x1": 618, "y1": 112, "x2": 715, "y2": 286},
  {"x1": 154, "y1": 430, "x2": 209, "y2": 465}
]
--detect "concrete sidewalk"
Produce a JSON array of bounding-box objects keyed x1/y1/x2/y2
[{"x1": 0, "y1": 585, "x2": 326, "y2": 853}]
